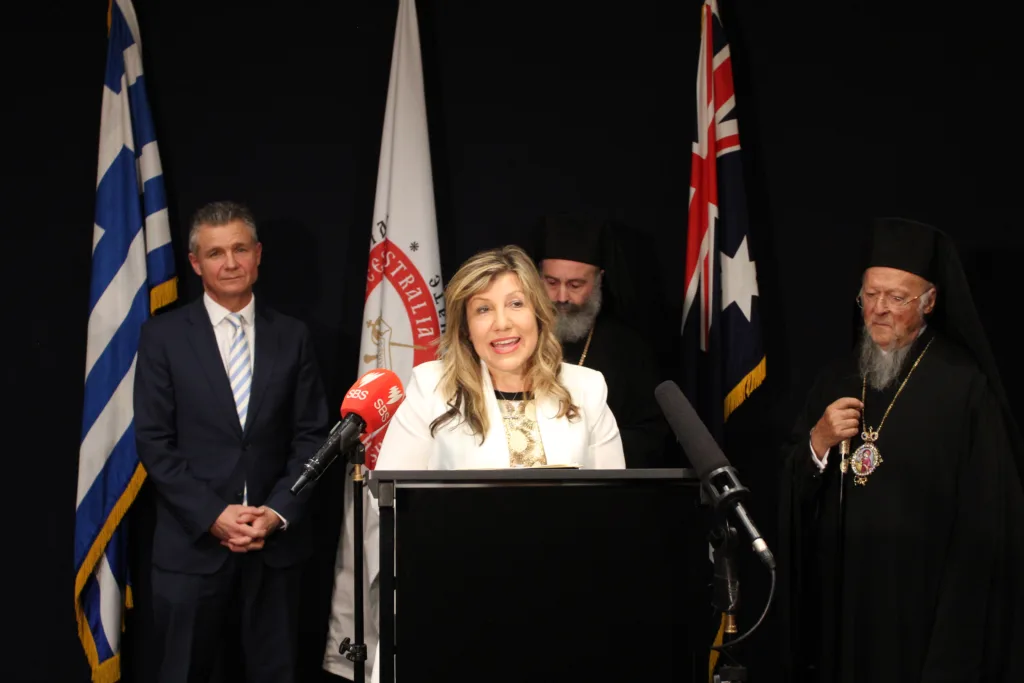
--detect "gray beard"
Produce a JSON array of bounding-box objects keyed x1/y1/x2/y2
[
  {"x1": 858, "y1": 325, "x2": 916, "y2": 391},
  {"x1": 553, "y1": 282, "x2": 602, "y2": 343}
]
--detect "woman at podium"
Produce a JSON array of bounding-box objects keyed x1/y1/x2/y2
[{"x1": 375, "y1": 245, "x2": 626, "y2": 470}]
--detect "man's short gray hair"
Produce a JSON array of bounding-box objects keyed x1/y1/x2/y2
[{"x1": 189, "y1": 201, "x2": 259, "y2": 254}]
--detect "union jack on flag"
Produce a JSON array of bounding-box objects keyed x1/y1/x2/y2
[
  {"x1": 681, "y1": 0, "x2": 765, "y2": 446},
  {"x1": 74, "y1": 1, "x2": 177, "y2": 680}
]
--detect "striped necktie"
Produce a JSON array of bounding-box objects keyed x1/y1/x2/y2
[{"x1": 225, "y1": 313, "x2": 252, "y2": 429}]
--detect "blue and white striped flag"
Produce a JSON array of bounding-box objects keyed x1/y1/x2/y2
[{"x1": 74, "y1": 1, "x2": 177, "y2": 680}]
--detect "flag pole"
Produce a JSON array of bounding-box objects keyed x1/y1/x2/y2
[{"x1": 338, "y1": 442, "x2": 369, "y2": 682}]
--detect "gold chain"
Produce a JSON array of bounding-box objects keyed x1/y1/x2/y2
[
  {"x1": 859, "y1": 337, "x2": 933, "y2": 438},
  {"x1": 496, "y1": 391, "x2": 527, "y2": 436},
  {"x1": 577, "y1": 326, "x2": 594, "y2": 366},
  {"x1": 499, "y1": 396, "x2": 526, "y2": 426},
  {"x1": 496, "y1": 392, "x2": 544, "y2": 466}
]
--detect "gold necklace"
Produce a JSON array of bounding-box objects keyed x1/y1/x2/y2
[
  {"x1": 577, "y1": 326, "x2": 594, "y2": 366},
  {"x1": 495, "y1": 391, "x2": 524, "y2": 433},
  {"x1": 495, "y1": 390, "x2": 544, "y2": 466},
  {"x1": 495, "y1": 389, "x2": 527, "y2": 411},
  {"x1": 841, "y1": 337, "x2": 933, "y2": 485}
]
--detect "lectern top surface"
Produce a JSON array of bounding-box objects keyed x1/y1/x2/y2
[{"x1": 365, "y1": 467, "x2": 698, "y2": 485}]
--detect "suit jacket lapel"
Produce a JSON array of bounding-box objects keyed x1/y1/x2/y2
[
  {"x1": 244, "y1": 306, "x2": 277, "y2": 437},
  {"x1": 185, "y1": 300, "x2": 242, "y2": 436},
  {"x1": 476, "y1": 363, "x2": 575, "y2": 467},
  {"x1": 535, "y1": 391, "x2": 574, "y2": 466},
  {"x1": 479, "y1": 363, "x2": 513, "y2": 467}
]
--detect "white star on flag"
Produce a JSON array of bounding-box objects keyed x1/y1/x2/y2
[{"x1": 720, "y1": 235, "x2": 758, "y2": 322}]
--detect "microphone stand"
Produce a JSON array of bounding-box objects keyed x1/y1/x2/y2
[
  {"x1": 338, "y1": 442, "x2": 368, "y2": 682},
  {"x1": 710, "y1": 518, "x2": 747, "y2": 683}
]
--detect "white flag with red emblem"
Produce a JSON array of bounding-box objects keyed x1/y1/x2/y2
[
  {"x1": 358, "y1": 0, "x2": 445, "y2": 469},
  {"x1": 323, "y1": 1, "x2": 445, "y2": 680}
]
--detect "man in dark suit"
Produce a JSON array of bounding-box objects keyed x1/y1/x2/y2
[{"x1": 134, "y1": 200, "x2": 329, "y2": 683}]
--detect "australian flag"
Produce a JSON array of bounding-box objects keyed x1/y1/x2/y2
[{"x1": 681, "y1": 0, "x2": 765, "y2": 447}]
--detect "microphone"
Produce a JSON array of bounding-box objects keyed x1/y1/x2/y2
[
  {"x1": 290, "y1": 369, "x2": 405, "y2": 495},
  {"x1": 654, "y1": 380, "x2": 775, "y2": 569}
]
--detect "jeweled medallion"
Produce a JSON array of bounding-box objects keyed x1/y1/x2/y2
[{"x1": 850, "y1": 442, "x2": 882, "y2": 486}]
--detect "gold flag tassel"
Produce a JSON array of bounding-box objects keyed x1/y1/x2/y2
[{"x1": 708, "y1": 613, "x2": 726, "y2": 681}]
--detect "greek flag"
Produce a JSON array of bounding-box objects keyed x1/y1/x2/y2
[{"x1": 74, "y1": 1, "x2": 177, "y2": 680}]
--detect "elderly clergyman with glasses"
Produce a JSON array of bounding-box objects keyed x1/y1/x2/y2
[{"x1": 777, "y1": 217, "x2": 1024, "y2": 683}]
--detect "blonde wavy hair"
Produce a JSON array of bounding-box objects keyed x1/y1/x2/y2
[{"x1": 429, "y1": 245, "x2": 580, "y2": 442}]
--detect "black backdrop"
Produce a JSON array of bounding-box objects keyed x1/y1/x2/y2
[{"x1": 7, "y1": 0, "x2": 1021, "y2": 680}]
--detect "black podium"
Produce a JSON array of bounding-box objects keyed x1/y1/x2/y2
[{"x1": 366, "y1": 468, "x2": 711, "y2": 682}]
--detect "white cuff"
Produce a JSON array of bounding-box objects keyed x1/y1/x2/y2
[
  {"x1": 266, "y1": 507, "x2": 288, "y2": 531},
  {"x1": 810, "y1": 438, "x2": 829, "y2": 471}
]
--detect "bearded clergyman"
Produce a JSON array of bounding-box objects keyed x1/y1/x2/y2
[
  {"x1": 532, "y1": 215, "x2": 669, "y2": 468},
  {"x1": 779, "y1": 217, "x2": 1024, "y2": 683}
]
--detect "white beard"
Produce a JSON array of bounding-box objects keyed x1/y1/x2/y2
[
  {"x1": 553, "y1": 277, "x2": 602, "y2": 343},
  {"x1": 858, "y1": 325, "x2": 916, "y2": 391}
]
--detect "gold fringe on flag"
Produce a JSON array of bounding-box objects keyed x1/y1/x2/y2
[
  {"x1": 93, "y1": 654, "x2": 122, "y2": 683},
  {"x1": 708, "y1": 612, "x2": 726, "y2": 682},
  {"x1": 75, "y1": 464, "x2": 147, "y2": 682},
  {"x1": 723, "y1": 356, "x2": 766, "y2": 422},
  {"x1": 149, "y1": 276, "x2": 179, "y2": 314}
]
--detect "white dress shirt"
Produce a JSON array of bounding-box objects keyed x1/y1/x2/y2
[{"x1": 202, "y1": 293, "x2": 287, "y2": 529}]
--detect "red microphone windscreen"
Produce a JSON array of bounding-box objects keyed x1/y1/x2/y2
[{"x1": 340, "y1": 369, "x2": 405, "y2": 441}]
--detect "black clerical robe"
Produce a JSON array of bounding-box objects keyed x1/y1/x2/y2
[
  {"x1": 560, "y1": 313, "x2": 668, "y2": 468},
  {"x1": 779, "y1": 329, "x2": 1024, "y2": 683}
]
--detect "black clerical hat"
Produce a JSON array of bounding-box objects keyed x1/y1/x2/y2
[
  {"x1": 866, "y1": 217, "x2": 940, "y2": 281},
  {"x1": 529, "y1": 215, "x2": 650, "y2": 332},
  {"x1": 535, "y1": 215, "x2": 606, "y2": 267}
]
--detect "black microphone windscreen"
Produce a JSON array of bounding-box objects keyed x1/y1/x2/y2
[{"x1": 654, "y1": 380, "x2": 729, "y2": 477}]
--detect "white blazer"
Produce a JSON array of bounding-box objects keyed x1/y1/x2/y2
[{"x1": 374, "y1": 360, "x2": 626, "y2": 470}]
